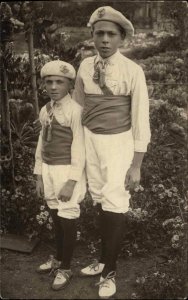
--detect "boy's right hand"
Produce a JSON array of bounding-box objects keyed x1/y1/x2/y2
[{"x1": 36, "y1": 175, "x2": 44, "y2": 198}]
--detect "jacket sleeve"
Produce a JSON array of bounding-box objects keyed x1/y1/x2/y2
[
  {"x1": 131, "y1": 66, "x2": 151, "y2": 152},
  {"x1": 69, "y1": 103, "x2": 85, "y2": 181},
  {"x1": 72, "y1": 65, "x2": 85, "y2": 107},
  {"x1": 33, "y1": 107, "x2": 45, "y2": 175}
]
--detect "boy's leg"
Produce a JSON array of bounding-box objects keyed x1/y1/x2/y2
[
  {"x1": 98, "y1": 204, "x2": 106, "y2": 265},
  {"x1": 37, "y1": 163, "x2": 62, "y2": 273},
  {"x1": 79, "y1": 128, "x2": 105, "y2": 276},
  {"x1": 83, "y1": 129, "x2": 133, "y2": 280},
  {"x1": 59, "y1": 217, "x2": 77, "y2": 270},
  {"x1": 50, "y1": 209, "x2": 64, "y2": 262},
  {"x1": 92, "y1": 130, "x2": 133, "y2": 298},
  {"x1": 100, "y1": 210, "x2": 125, "y2": 277},
  {"x1": 51, "y1": 217, "x2": 77, "y2": 290},
  {"x1": 84, "y1": 127, "x2": 105, "y2": 262}
]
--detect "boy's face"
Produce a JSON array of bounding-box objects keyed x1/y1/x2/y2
[
  {"x1": 92, "y1": 21, "x2": 124, "y2": 58},
  {"x1": 44, "y1": 76, "x2": 71, "y2": 101}
]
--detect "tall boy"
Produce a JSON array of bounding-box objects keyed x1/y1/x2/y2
[
  {"x1": 34, "y1": 60, "x2": 86, "y2": 290},
  {"x1": 73, "y1": 6, "x2": 151, "y2": 299}
]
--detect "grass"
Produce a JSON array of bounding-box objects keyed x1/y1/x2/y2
[
  {"x1": 13, "y1": 27, "x2": 91, "y2": 54},
  {"x1": 62, "y1": 26, "x2": 91, "y2": 47}
]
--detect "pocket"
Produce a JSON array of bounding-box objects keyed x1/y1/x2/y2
[{"x1": 105, "y1": 79, "x2": 118, "y2": 89}]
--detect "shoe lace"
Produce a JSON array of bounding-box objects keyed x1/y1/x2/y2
[
  {"x1": 89, "y1": 259, "x2": 100, "y2": 271},
  {"x1": 46, "y1": 254, "x2": 54, "y2": 265},
  {"x1": 54, "y1": 269, "x2": 71, "y2": 281},
  {"x1": 95, "y1": 271, "x2": 116, "y2": 288},
  {"x1": 48, "y1": 255, "x2": 61, "y2": 276}
]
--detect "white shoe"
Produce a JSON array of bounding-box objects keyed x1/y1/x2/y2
[
  {"x1": 52, "y1": 269, "x2": 73, "y2": 290},
  {"x1": 36, "y1": 255, "x2": 61, "y2": 274},
  {"x1": 97, "y1": 271, "x2": 116, "y2": 299},
  {"x1": 80, "y1": 260, "x2": 105, "y2": 277}
]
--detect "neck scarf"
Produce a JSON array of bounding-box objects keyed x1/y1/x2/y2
[{"x1": 93, "y1": 59, "x2": 113, "y2": 96}]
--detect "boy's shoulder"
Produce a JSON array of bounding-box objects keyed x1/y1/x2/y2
[
  {"x1": 79, "y1": 55, "x2": 96, "y2": 68},
  {"x1": 39, "y1": 103, "x2": 48, "y2": 116},
  {"x1": 80, "y1": 53, "x2": 142, "y2": 71},
  {"x1": 119, "y1": 52, "x2": 141, "y2": 70},
  {"x1": 69, "y1": 97, "x2": 83, "y2": 114}
]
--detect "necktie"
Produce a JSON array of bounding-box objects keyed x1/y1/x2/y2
[
  {"x1": 93, "y1": 60, "x2": 113, "y2": 95},
  {"x1": 44, "y1": 102, "x2": 54, "y2": 142}
]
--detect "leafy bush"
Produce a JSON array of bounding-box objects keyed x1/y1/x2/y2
[
  {"x1": 135, "y1": 260, "x2": 187, "y2": 299},
  {"x1": 136, "y1": 51, "x2": 187, "y2": 108},
  {"x1": 128, "y1": 101, "x2": 187, "y2": 249},
  {"x1": 1, "y1": 144, "x2": 37, "y2": 234},
  {"x1": 9, "y1": 99, "x2": 39, "y2": 148},
  {"x1": 0, "y1": 142, "x2": 56, "y2": 241},
  {"x1": 125, "y1": 35, "x2": 182, "y2": 61}
]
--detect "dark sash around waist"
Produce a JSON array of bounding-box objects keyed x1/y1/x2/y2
[{"x1": 82, "y1": 94, "x2": 131, "y2": 134}]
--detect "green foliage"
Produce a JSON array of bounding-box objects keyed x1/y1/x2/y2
[
  {"x1": 135, "y1": 256, "x2": 187, "y2": 299},
  {"x1": 1, "y1": 144, "x2": 37, "y2": 233},
  {"x1": 0, "y1": 143, "x2": 55, "y2": 240},
  {"x1": 40, "y1": 1, "x2": 141, "y2": 27},
  {"x1": 161, "y1": 1, "x2": 188, "y2": 48},
  {"x1": 78, "y1": 194, "x2": 100, "y2": 242},
  {"x1": 1, "y1": 23, "x2": 187, "y2": 299},
  {"x1": 136, "y1": 50, "x2": 187, "y2": 108},
  {"x1": 126, "y1": 35, "x2": 183, "y2": 60},
  {"x1": 9, "y1": 99, "x2": 39, "y2": 148}
]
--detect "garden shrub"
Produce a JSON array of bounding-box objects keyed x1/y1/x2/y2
[
  {"x1": 0, "y1": 141, "x2": 56, "y2": 241},
  {"x1": 134, "y1": 256, "x2": 187, "y2": 299},
  {"x1": 121, "y1": 101, "x2": 187, "y2": 299},
  {"x1": 1, "y1": 30, "x2": 187, "y2": 298},
  {"x1": 125, "y1": 34, "x2": 183, "y2": 61}
]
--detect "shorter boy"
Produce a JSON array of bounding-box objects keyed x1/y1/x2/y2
[{"x1": 34, "y1": 60, "x2": 86, "y2": 290}]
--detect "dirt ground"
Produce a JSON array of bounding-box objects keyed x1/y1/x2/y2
[{"x1": 0, "y1": 240, "x2": 158, "y2": 299}]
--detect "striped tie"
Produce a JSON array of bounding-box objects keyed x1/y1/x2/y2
[{"x1": 93, "y1": 60, "x2": 113, "y2": 95}]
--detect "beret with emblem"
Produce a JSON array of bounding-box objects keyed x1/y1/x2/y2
[
  {"x1": 41, "y1": 60, "x2": 76, "y2": 79},
  {"x1": 88, "y1": 6, "x2": 134, "y2": 38}
]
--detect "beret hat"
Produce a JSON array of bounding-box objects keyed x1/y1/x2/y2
[
  {"x1": 88, "y1": 6, "x2": 134, "y2": 38},
  {"x1": 41, "y1": 60, "x2": 76, "y2": 79}
]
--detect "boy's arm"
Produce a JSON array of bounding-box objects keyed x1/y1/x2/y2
[
  {"x1": 33, "y1": 131, "x2": 43, "y2": 175},
  {"x1": 33, "y1": 106, "x2": 45, "y2": 175},
  {"x1": 33, "y1": 108, "x2": 45, "y2": 197},
  {"x1": 72, "y1": 66, "x2": 85, "y2": 107},
  {"x1": 69, "y1": 104, "x2": 85, "y2": 181},
  {"x1": 58, "y1": 103, "x2": 85, "y2": 202},
  {"x1": 125, "y1": 66, "x2": 151, "y2": 190}
]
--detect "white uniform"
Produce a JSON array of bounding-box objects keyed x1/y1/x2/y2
[
  {"x1": 73, "y1": 50, "x2": 151, "y2": 213},
  {"x1": 34, "y1": 94, "x2": 86, "y2": 219}
]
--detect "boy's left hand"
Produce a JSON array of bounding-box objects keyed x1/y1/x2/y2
[
  {"x1": 125, "y1": 166, "x2": 140, "y2": 191},
  {"x1": 58, "y1": 180, "x2": 76, "y2": 202}
]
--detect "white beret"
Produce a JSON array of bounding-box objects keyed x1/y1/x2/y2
[
  {"x1": 41, "y1": 60, "x2": 76, "y2": 79},
  {"x1": 88, "y1": 6, "x2": 134, "y2": 38}
]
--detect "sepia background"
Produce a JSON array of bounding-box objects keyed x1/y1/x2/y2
[{"x1": 1, "y1": 1, "x2": 187, "y2": 299}]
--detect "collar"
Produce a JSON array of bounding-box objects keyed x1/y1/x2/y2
[
  {"x1": 95, "y1": 49, "x2": 121, "y2": 66},
  {"x1": 50, "y1": 93, "x2": 71, "y2": 108}
]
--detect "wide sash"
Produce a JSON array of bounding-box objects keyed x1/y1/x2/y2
[{"x1": 82, "y1": 94, "x2": 131, "y2": 134}]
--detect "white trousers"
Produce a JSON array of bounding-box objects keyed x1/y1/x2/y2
[
  {"x1": 84, "y1": 127, "x2": 134, "y2": 213},
  {"x1": 42, "y1": 163, "x2": 86, "y2": 219}
]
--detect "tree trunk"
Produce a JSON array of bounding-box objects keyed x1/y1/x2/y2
[
  {"x1": 28, "y1": 24, "x2": 39, "y2": 118},
  {"x1": 1, "y1": 53, "x2": 15, "y2": 190}
]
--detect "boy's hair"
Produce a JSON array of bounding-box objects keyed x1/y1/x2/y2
[
  {"x1": 43, "y1": 76, "x2": 75, "y2": 92},
  {"x1": 91, "y1": 21, "x2": 126, "y2": 40}
]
